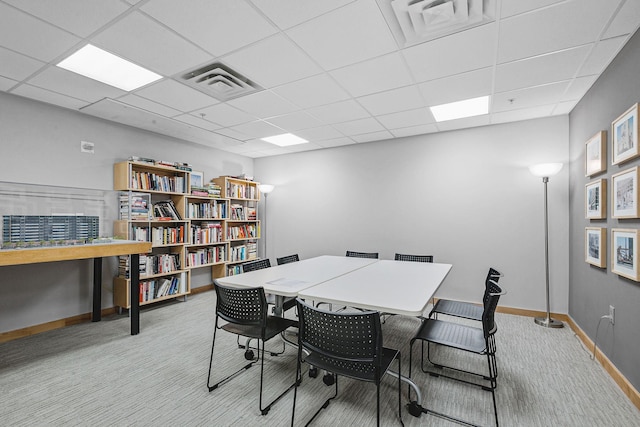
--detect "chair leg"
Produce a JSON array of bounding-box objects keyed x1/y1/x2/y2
[
  {"x1": 207, "y1": 326, "x2": 256, "y2": 392},
  {"x1": 258, "y1": 338, "x2": 298, "y2": 416},
  {"x1": 397, "y1": 352, "x2": 403, "y2": 426}
]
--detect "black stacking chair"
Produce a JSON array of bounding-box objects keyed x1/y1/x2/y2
[
  {"x1": 243, "y1": 258, "x2": 296, "y2": 314},
  {"x1": 207, "y1": 281, "x2": 298, "y2": 415},
  {"x1": 346, "y1": 250, "x2": 379, "y2": 259},
  {"x1": 394, "y1": 253, "x2": 433, "y2": 263},
  {"x1": 409, "y1": 282, "x2": 505, "y2": 427},
  {"x1": 277, "y1": 254, "x2": 300, "y2": 265},
  {"x1": 429, "y1": 267, "x2": 503, "y2": 321},
  {"x1": 291, "y1": 299, "x2": 402, "y2": 426}
]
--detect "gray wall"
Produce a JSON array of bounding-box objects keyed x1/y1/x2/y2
[
  {"x1": 255, "y1": 116, "x2": 570, "y2": 314},
  {"x1": 0, "y1": 92, "x2": 253, "y2": 333},
  {"x1": 569, "y1": 29, "x2": 640, "y2": 390}
]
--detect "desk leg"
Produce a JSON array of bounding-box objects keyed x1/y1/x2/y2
[
  {"x1": 130, "y1": 253, "x2": 140, "y2": 335},
  {"x1": 274, "y1": 295, "x2": 284, "y2": 317},
  {"x1": 92, "y1": 257, "x2": 102, "y2": 322}
]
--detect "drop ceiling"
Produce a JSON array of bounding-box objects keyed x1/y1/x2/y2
[{"x1": 0, "y1": 0, "x2": 638, "y2": 158}]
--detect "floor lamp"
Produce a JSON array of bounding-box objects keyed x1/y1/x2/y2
[
  {"x1": 529, "y1": 163, "x2": 564, "y2": 328},
  {"x1": 258, "y1": 184, "x2": 274, "y2": 259}
]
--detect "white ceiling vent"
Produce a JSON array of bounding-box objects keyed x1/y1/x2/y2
[
  {"x1": 180, "y1": 62, "x2": 263, "y2": 101},
  {"x1": 379, "y1": 0, "x2": 496, "y2": 47}
]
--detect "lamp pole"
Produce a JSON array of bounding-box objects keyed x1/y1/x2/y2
[{"x1": 258, "y1": 184, "x2": 274, "y2": 260}]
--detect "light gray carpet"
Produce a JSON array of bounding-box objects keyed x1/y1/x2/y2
[{"x1": 1, "y1": 292, "x2": 639, "y2": 426}]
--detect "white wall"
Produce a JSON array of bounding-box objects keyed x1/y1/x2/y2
[
  {"x1": 255, "y1": 116, "x2": 570, "y2": 313},
  {"x1": 0, "y1": 92, "x2": 253, "y2": 333}
]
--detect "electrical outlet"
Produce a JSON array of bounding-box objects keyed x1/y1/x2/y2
[{"x1": 609, "y1": 305, "x2": 615, "y2": 324}]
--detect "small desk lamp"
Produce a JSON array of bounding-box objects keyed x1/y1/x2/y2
[{"x1": 529, "y1": 163, "x2": 564, "y2": 328}]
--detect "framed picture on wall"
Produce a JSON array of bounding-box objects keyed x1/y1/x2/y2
[
  {"x1": 612, "y1": 166, "x2": 639, "y2": 218},
  {"x1": 612, "y1": 228, "x2": 640, "y2": 281},
  {"x1": 585, "y1": 227, "x2": 606, "y2": 268},
  {"x1": 612, "y1": 103, "x2": 639, "y2": 165},
  {"x1": 585, "y1": 179, "x2": 606, "y2": 219},
  {"x1": 190, "y1": 171, "x2": 204, "y2": 190},
  {"x1": 585, "y1": 131, "x2": 606, "y2": 176}
]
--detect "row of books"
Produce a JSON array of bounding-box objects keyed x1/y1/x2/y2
[
  {"x1": 187, "y1": 200, "x2": 227, "y2": 219},
  {"x1": 227, "y1": 224, "x2": 258, "y2": 240},
  {"x1": 119, "y1": 193, "x2": 150, "y2": 220},
  {"x1": 129, "y1": 156, "x2": 192, "y2": 172},
  {"x1": 187, "y1": 246, "x2": 226, "y2": 267},
  {"x1": 190, "y1": 222, "x2": 222, "y2": 244},
  {"x1": 227, "y1": 183, "x2": 257, "y2": 199},
  {"x1": 130, "y1": 171, "x2": 186, "y2": 193},
  {"x1": 151, "y1": 225, "x2": 185, "y2": 246},
  {"x1": 190, "y1": 182, "x2": 222, "y2": 198},
  {"x1": 229, "y1": 204, "x2": 257, "y2": 221},
  {"x1": 229, "y1": 242, "x2": 257, "y2": 262},
  {"x1": 153, "y1": 200, "x2": 181, "y2": 220},
  {"x1": 141, "y1": 253, "x2": 181, "y2": 276},
  {"x1": 139, "y1": 276, "x2": 183, "y2": 302}
]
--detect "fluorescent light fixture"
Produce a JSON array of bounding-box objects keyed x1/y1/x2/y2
[
  {"x1": 57, "y1": 44, "x2": 162, "y2": 91},
  {"x1": 261, "y1": 133, "x2": 308, "y2": 147},
  {"x1": 430, "y1": 96, "x2": 490, "y2": 122},
  {"x1": 529, "y1": 163, "x2": 563, "y2": 178}
]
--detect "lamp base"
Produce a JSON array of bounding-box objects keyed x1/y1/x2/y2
[{"x1": 534, "y1": 316, "x2": 564, "y2": 328}]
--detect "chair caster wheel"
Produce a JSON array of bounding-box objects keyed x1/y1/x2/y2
[
  {"x1": 408, "y1": 401, "x2": 422, "y2": 417},
  {"x1": 323, "y1": 373, "x2": 335, "y2": 386},
  {"x1": 309, "y1": 367, "x2": 318, "y2": 378},
  {"x1": 244, "y1": 350, "x2": 254, "y2": 360}
]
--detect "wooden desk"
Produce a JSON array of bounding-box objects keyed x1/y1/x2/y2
[{"x1": 0, "y1": 240, "x2": 152, "y2": 335}]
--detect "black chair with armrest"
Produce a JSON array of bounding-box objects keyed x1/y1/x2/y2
[
  {"x1": 206, "y1": 281, "x2": 298, "y2": 415},
  {"x1": 291, "y1": 298, "x2": 403, "y2": 426},
  {"x1": 409, "y1": 281, "x2": 505, "y2": 426}
]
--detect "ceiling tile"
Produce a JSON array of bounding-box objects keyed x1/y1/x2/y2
[
  {"x1": 0, "y1": 47, "x2": 45, "y2": 81},
  {"x1": 134, "y1": 79, "x2": 218, "y2": 112},
  {"x1": 495, "y1": 45, "x2": 592, "y2": 93},
  {"x1": 332, "y1": 117, "x2": 385, "y2": 135},
  {"x1": 390, "y1": 123, "x2": 438, "y2": 138},
  {"x1": 492, "y1": 81, "x2": 570, "y2": 112},
  {"x1": 579, "y1": 35, "x2": 628, "y2": 76},
  {"x1": 223, "y1": 34, "x2": 321, "y2": 88},
  {"x1": 271, "y1": 73, "x2": 350, "y2": 108},
  {"x1": 329, "y1": 52, "x2": 414, "y2": 98},
  {"x1": 377, "y1": 107, "x2": 434, "y2": 129},
  {"x1": 316, "y1": 137, "x2": 356, "y2": 147},
  {"x1": 11, "y1": 84, "x2": 88, "y2": 110},
  {"x1": 418, "y1": 67, "x2": 493, "y2": 106},
  {"x1": 193, "y1": 103, "x2": 255, "y2": 127},
  {"x1": 295, "y1": 125, "x2": 344, "y2": 141},
  {"x1": 307, "y1": 99, "x2": 370, "y2": 124},
  {"x1": 265, "y1": 111, "x2": 322, "y2": 131},
  {"x1": 117, "y1": 94, "x2": 182, "y2": 117},
  {"x1": 214, "y1": 127, "x2": 253, "y2": 142},
  {"x1": 554, "y1": 100, "x2": 579, "y2": 114},
  {"x1": 284, "y1": 142, "x2": 323, "y2": 153},
  {"x1": 227, "y1": 90, "x2": 299, "y2": 118},
  {"x1": 498, "y1": 0, "x2": 620, "y2": 63},
  {"x1": 603, "y1": 0, "x2": 640, "y2": 39},
  {"x1": 562, "y1": 75, "x2": 598, "y2": 101},
  {"x1": 286, "y1": 0, "x2": 397, "y2": 70},
  {"x1": 250, "y1": 0, "x2": 355, "y2": 29},
  {"x1": 357, "y1": 85, "x2": 424, "y2": 116},
  {"x1": 0, "y1": 3, "x2": 80, "y2": 62},
  {"x1": 0, "y1": 76, "x2": 18, "y2": 91},
  {"x1": 141, "y1": 0, "x2": 277, "y2": 56},
  {"x1": 92, "y1": 11, "x2": 212, "y2": 76},
  {"x1": 173, "y1": 114, "x2": 222, "y2": 131},
  {"x1": 435, "y1": 115, "x2": 491, "y2": 132},
  {"x1": 403, "y1": 23, "x2": 497, "y2": 82},
  {"x1": 3, "y1": 0, "x2": 129, "y2": 38},
  {"x1": 500, "y1": 0, "x2": 564, "y2": 19},
  {"x1": 228, "y1": 120, "x2": 285, "y2": 138},
  {"x1": 352, "y1": 130, "x2": 393, "y2": 143},
  {"x1": 490, "y1": 105, "x2": 555, "y2": 125},
  {"x1": 27, "y1": 66, "x2": 125, "y2": 103}
]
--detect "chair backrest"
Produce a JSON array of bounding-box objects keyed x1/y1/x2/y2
[
  {"x1": 345, "y1": 250, "x2": 379, "y2": 259},
  {"x1": 296, "y1": 298, "x2": 383, "y2": 372},
  {"x1": 482, "y1": 281, "x2": 505, "y2": 337},
  {"x1": 394, "y1": 253, "x2": 433, "y2": 263},
  {"x1": 276, "y1": 254, "x2": 300, "y2": 265},
  {"x1": 214, "y1": 280, "x2": 267, "y2": 327},
  {"x1": 482, "y1": 267, "x2": 503, "y2": 300},
  {"x1": 242, "y1": 258, "x2": 271, "y2": 273}
]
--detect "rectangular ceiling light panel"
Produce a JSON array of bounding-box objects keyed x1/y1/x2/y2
[
  {"x1": 430, "y1": 95, "x2": 489, "y2": 122},
  {"x1": 261, "y1": 133, "x2": 309, "y2": 147},
  {"x1": 57, "y1": 44, "x2": 162, "y2": 91}
]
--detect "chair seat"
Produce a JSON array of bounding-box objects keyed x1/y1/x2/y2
[
  {"x1": 222, "y1": 316, "x2": 298, "y2": 341},
  {"x1": 432, "y1": 299, "x2": 483, "y2": 321},
  {"x1": 415, "y1": 319, "x2": 486, "y2": 354},
  {"x1": 303, "y1": 347, "x2": 399, "y2": 383}
]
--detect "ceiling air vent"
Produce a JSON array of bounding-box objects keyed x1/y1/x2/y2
[
  {"x1": 379, "y1": 0, "x2": 496, "y2": 47},
  {"x1": 180, "y1": 62, "x2": 263, "y2": 101}
]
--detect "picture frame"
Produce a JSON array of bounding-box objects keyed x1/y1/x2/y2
[
  {"x1": 585, "y1": 227, "x2": 606, "y2": 268},
  {"x1": 612, "y1": 103, "x2": 639, "y2": 165},
  {"x1": 612, "y1": 167, "x2": 639, "y2": 218},
  {"x1": 612, "y1": 228, "x2": 640, "y2": 281},
  {"x1": 190, "y1": 171, "x2": 204, "y2": 190},
  {"x1": 585, "y1": 179, "x2": 606, "y2": 219},
  {"x1": 585, "y1": 130, "x2": 606, "y2": 176}
]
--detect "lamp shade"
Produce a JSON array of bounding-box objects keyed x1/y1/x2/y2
[
  {"x1": 529, "y1": 163, "x2": 563, "y2": 178},
  {"x1": 258, "y1": 184, "x2": 275, "y2": 194}
]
